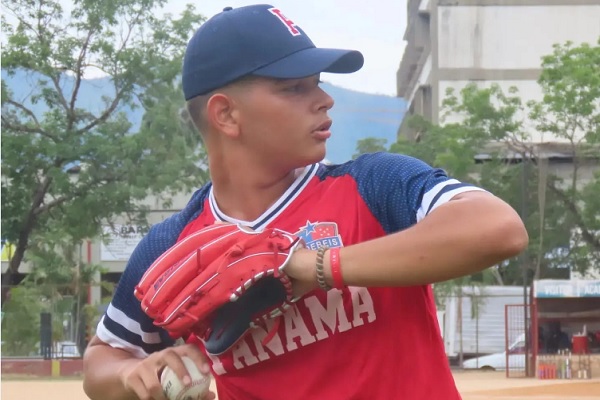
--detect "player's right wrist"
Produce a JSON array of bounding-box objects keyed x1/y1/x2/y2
[
  {"x1": 315, "y1": 246, "x2": 332, "y2": 291},
  {"x1": 329, "y1": 247, "x2": 344, "y2": 289},
  {"x1": 315, "y1": 247, "x2": 344, "y2": 291}
]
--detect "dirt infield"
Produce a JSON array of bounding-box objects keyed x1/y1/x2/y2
[
  {"x1": 455, "y1": 371, "x2": 600, "y2": 400},
  {"x1": 2, "y1": 371, "x2": 599, "y2": 399}
]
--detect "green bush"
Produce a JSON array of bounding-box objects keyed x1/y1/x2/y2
[{"x1": 1, "y1": 286, "x2": 43, "y2": 356}]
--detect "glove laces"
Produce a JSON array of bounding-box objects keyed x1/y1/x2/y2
[{"x1": 196, "y1": 229, "x2": 300, "y2": 351}]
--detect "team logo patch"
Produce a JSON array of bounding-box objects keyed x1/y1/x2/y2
[
  {"x1": 269, "y1": 8, "x2": 301, "y2": 36},
  {"x1": 296, "y1": 221, "x2": 343, "y2": 250}
]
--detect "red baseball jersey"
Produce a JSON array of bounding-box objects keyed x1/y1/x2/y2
[{"x1": 97, "y1": 153, "x2": 482, "y2": 399}]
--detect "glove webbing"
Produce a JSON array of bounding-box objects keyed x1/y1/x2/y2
[{"x1": 205, "y1": 234, "x2": 300, "y2": 348}]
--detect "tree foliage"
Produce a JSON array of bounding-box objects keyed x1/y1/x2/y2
[
  {"x1": 353, "y1": 137, "x2": 388, "y2": 159},
  {"x1": 355, "y1": 40, "x2": 600, "y2": 285},
  {"x1": 1, "y1": 0, "x2": 208, "y2": 301},
  {"x1": 0, "y1": 285, "x2": 43, "y2": 356},
  {"x1": 529, "y1": 40, "x2": 600, "y2": 276}
]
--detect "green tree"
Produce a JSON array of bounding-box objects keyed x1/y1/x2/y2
[
  {"x1": 23, "y1": 234, "x2": 113, "y2": 350},
  {"x1": 0, "y1": 286, "x2": 43, "y2": 356},
  {"x1": 391, "y1": 40, "x2": 600, "y2": 284},
  {"x1": 528, "y1": 40, "x2": 600, "y2": 277},
  {"x1": 353, "y1": 137, "x2": 388, "y2": 159},
  {"x1": 1, "y1": 0, "x2": 208, "y2": 302}
]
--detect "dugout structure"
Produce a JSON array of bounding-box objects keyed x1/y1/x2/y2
[{"x1": 531, "y1": 279, "x2": 600, "y2": 380}]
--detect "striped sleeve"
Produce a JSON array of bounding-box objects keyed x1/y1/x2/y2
[
  {"x1": 95, "y1": 218, "x2": 181, "y2": 357},
  {"x1": 95, "y1": 187, "x2": 210, "y2": 356},
  {"x1": 415, "y1": 178, "x2": 484, "y2": 222},
  {"x1": 349, "y1": 152, "x2": 486, "y2": 233}
]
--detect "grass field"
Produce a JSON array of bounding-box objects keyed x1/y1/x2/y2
[{"x1": 2, "y1": 371, "x2": 599, "y2": 399}]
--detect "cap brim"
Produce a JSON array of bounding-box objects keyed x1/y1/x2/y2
[{"x1": 251, "y1": 48, "x2": 364, "y2": 79}]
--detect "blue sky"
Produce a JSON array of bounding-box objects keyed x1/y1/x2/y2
[
  {"x1": 4, "y1": 1, "x2": 408, "y2": 95},
  {"x1": 45, "y1": 0, "x2": 408, "y2": 96}
]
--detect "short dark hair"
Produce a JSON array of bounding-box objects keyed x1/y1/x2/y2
[{"x1": 185, "y1": 75, "x2": 262, "y2": 134}]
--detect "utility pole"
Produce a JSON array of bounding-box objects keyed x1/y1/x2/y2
[{"x1": 520, "y1": 156, "x2": 531, "y2": 376}]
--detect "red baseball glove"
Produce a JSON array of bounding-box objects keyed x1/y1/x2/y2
[{"x1": 134, "y1": 223, "x2": 303, "y2": 355}]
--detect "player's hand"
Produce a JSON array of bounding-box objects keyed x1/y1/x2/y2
[
  {"x1": 119, "y1": 344, "x2": 216, "y2": 400},
  {"x1": 286, "y1": 247, "x2": 321, "y2": 297}
]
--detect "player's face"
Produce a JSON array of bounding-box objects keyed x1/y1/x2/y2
[{"x1": 234, "y1": 75, "x2": 335, "y2": 169}]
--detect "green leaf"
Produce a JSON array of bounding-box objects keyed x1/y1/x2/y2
[{"x1": 1, "y1": 0, "x2": 209, "y2": 294}]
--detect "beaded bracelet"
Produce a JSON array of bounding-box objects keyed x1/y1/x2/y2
[{"x1": 315, "y1": 246, "x2": 332, "y2": 291}]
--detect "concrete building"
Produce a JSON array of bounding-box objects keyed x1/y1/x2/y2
[
  {"x1": 397, "y1": 0, "x2": 600, "y2": 139},
  {"x1": 396, "y1": 0, "x2": 600, "y2": 283}
]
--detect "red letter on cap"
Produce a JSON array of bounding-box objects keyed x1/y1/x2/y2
[{"x1": 269, "y1": 8, "x2": 301, "y2": 36}]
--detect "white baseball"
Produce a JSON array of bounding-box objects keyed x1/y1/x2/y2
[{"x1": 160, "y1": 356, "x2": 212, "y2": 400}]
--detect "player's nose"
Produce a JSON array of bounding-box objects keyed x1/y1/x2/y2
[{"x1": 315, "y1": 86, "x2": 334, "y2": 112}]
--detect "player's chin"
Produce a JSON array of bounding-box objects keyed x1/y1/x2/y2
[
  {"x1": 287, "y1": 141, "x2": 327, "y2": 167},
  {"x1": 303, "y1": 143, "x2": 327, "y2": 164}
]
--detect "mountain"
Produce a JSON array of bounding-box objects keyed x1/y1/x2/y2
[
  {"x1": 321, "y1": 82, "x2": 406, "y2": 163},
  {"x1": 1, "y1": 69, "x2": 146, "y2": 136},
  {"x1": 2, "y1": 70, "x2": 406, "y2": 164}
]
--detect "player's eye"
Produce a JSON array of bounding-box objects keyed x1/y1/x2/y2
[
  {"x1": 282, "y1": 77, "x2": 320, "y2": 93},
  {"x1": 283, "y1": 83, "x2": 302, "y2": 92}
]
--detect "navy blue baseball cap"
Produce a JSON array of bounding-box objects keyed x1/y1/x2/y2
[{"x1": 182, "y1": 4, "x2": 364, "y2": 100}]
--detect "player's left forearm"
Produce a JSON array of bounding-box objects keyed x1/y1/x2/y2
[{"x1": 329, "y1": 191, "x2": 528, "y2": 287}]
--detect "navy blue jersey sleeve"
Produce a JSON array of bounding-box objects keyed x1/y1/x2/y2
[
  {"x1": 95, "y1": 186, "x2": 210, "y2": 357},
  {"x1": 326, "y1": 152, "x2": 485, "y2": 234}
]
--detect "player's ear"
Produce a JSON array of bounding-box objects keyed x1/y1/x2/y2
[{"x1": 205, "y1": 93, "x2": 240, "y2": 138}]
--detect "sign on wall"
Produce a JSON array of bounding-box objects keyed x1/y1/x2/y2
[
  {"x1": 534, "y1": 279, "x2": 600, "y2": 298},
  {"x1": 100, "y1": 224, "x2": 151, "y2": 261}
]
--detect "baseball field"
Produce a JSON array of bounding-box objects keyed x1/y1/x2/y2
[{"x1": 2, "y1": 371, "x2": 599, "y2": 399}]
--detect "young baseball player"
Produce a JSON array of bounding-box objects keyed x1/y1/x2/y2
[{"x1": 83, "y1": 5, "x2": 528, "y2": 400}]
